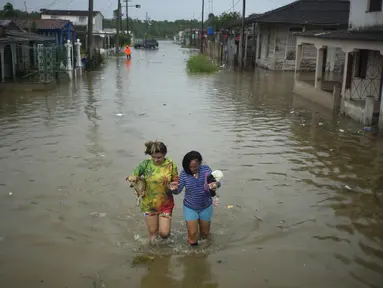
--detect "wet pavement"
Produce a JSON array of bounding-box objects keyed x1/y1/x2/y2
[{"x1": 1, "y1": 41, "x2": 383, "y2": 288}]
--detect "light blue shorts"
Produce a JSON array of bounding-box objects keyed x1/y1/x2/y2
[{"x1": 183, "y1": 204, "x2": 213, "y2": 222}]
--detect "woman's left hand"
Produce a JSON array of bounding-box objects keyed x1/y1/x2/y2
[
  {"x1": 208, "y1": 182, "x2": 218, "y2": 191},
  {"x1": 168, "y1": 182, "x2": 178, "y2": 191}
]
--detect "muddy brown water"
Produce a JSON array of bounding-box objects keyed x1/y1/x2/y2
[{"x1": 1, "y1": 41, "x2": 383, "y2": 288}]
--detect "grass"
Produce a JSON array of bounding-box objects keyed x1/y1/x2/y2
[
  {"x1": 186, "y1": 54, "x2": 219, "y2": 74},
  {"x1": 181, "y1": 44, "x2": 193, "y2": 49}
]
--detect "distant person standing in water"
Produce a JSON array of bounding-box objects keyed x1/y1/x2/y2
[
  {"x1": 169, "y1": 151, "x2": 221, "y2": 246},
  {"x1": 127, "y1": 141, "x2": 178, "y2": 244},
  {"x1": 124, "y1": 45, "x2": 131, "y2": 59}
]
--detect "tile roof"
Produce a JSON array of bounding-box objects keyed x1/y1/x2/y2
[
  {"x1": 296, "y1": 29, "x2": 383, "y2": 42},
  {"x1": 40, "y1": 9, "x2": 102, "y2": 18},
  {"x1": 15, "y1": 19, "x2": 72, "y2": 30},
  {"x1": 249, "y1": 0, "x2": 350, "y2": 26}
]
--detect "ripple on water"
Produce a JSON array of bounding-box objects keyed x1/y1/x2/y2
[{"x1": 0, "y1": 43, "x2": 383, "y2": 287}]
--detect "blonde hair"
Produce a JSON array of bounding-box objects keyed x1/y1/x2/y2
[{"x1": 144, "y1": 141, "x2": 167, "y2": 155}]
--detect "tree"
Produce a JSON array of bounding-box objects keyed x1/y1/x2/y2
[
  {"x1": 213, "y1": 12, "x2": 241, "y2": 30},
  {"x1": 2, "y1": 2, "x2": 16, "y2": 18},
  {"x1": 0, "y1": 3, "x2": 40, "y2": 20}
]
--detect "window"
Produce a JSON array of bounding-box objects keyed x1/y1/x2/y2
[
  {"x1": 368, "y1": 0, "x2": 382, "y2": 12},
  {"x1": 289, "y1": 27, "x2": 303, "y2": 32},
  {"x1": 79, "y1": 16, "x2": 87, "y2": 23},
  {"x1": 355, "y1": 50, "x2": 369, "y2": 79}
]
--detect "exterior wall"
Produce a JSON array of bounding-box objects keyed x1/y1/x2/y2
[
  {"x1": 293, "y1": 79, "x2": 337, "y2": 110},
  {"x1": 349, "y1": 0, "x2": 383, "y2": 30},
  {"x1": 41, "y1": 14, "x2": 86, "y2": 26},
  {"x1": 345, "y1": 50, "x2": 383, "y2": 101},
  {"x1": 256, "y1": 23, "x2": 342, "y2": 71},
  {"x1": 326, "y1": 47, "x2": 345, "y2": 73},
  {"x1": 41, "y1": 13, "x2": 103, "y2": 31},
  {"x1": 256, "y1": 24, "x2": 277, "y2": 70},
  {"x1": 300, "y1": 44, "x2": 317, "y2": 71},
  {"x1": 94, "y1": 13, "x2": 103, "y2": 31}
]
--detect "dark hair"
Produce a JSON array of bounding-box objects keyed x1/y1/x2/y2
[
  {"x1": 182, "y1": 151, "x2": 202, "y2": 175},
  {"x1": 144, "y1": 141, "x2": 167, "y2": 155}
]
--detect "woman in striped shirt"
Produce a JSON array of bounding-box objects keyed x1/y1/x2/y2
[{"x1": 170, "y1": 151, "x2": 221, "y2": 246}]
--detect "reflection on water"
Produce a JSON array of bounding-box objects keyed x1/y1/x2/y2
[{"x1": 0, "y1": 41, "x2": 383, "y2": 287}]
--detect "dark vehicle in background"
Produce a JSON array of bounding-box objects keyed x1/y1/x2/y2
[{"x1": 134, "y1": 39, "x2": 159, "y2": 49}]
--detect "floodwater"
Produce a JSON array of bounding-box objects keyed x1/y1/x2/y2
[{"x1": 1, "y1": 41, "x2": 383, "y2": 288}]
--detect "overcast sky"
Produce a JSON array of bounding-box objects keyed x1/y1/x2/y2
[{"x1": 4, "y1": 0, "x2": 295, "y2": 21}]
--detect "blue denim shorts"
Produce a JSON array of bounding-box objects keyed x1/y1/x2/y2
[{"x1": 183, "y1": 204, "x2": 213, "y2": 222}]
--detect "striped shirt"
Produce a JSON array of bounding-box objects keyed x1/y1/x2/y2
[{"x1": 173, "y1": 165, "x2": 221, "y2": 211}]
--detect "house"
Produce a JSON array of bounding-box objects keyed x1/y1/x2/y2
[
  {"x1": 0, "y1": 20, "x2": 56, "y2": 83},
  {"x1": 15, "y1": 19, "x2": 76, "y2": 46},
  {"x1": 40, "y1": 9, "x2": 108, "y2": 50},
  {"x1": 294, "y1": 0, "x2": 383, "y2": 130},
  {"x1": 248, "y1": 0, "x2": 350, "y2": 71}
]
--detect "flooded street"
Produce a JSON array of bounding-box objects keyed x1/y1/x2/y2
[{"x1": 1, "y1": 41, "x2": 383, "y2": 287}]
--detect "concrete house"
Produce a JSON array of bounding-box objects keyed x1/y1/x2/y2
[
  {"x1": 40, "y1": 9, "x2": 109, "y2": 49},
  {"x1": 0, "y1": 20, "x2": 55, "y2": 83},
  {"x1": 15, "y1": 19, "x2": 76, "y2": 46},
  {"x1": 295, "y1": 0, "x2": 383, "y2": 129},
  {"x1": 252, "y1": 0, "x2": 350, "y2": 71}
]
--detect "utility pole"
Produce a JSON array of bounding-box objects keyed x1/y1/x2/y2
[
  {"x1": 240, "y1": 0, "x2": 246, "y2": 68},
  {"x1": 200, "y1": 0, "x2": 204, "y2": 53},
  {"x1": 87, "y1": 0, "x2": 94, "y2": 71},
  {"x1": 125, "y1": 0, "x2": 129, "y2": 36},
  {"x1": 116, "y1": 0, "x2": 121, "y2": 52},
  {"x1": 145, "y1": 12, "x2": 149, "y2": 41},
  {"x1": 24, "y1": 0, "x2": 27, "y2": 12},
  {"x1": 190, "y1": 13, "x2": 194, "y2": 46}
]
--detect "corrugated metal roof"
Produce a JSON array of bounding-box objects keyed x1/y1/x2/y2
[
  {"x1": 15, "y1": 19, "x2": 73, "y2": 30},
  {"x1": 40, "y1": 9, "x2": 102, "y2": 18},
  {"x1": 297, "y1": 29, "x2": 383, "y2": 42},
  {"x1": 5, "y1": 30, "x2": 56, "y2": 42},
  {"x1": 0, "y1": 20, "x2": 13, "y2": 27},
  {"x1": 248, "y1": 0, "x2": 350, "y2": 26},
  {"x1": 0, "y1": 20, "x2": 21, "y2": 30}
]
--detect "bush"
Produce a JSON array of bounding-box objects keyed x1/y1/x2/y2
[{"x1": 187, "y1": 54, "x2": 218, "y2": 73}]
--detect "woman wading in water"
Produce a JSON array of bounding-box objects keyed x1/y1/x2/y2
[
  {"x1": 128, "y1": 141, "x2": 178, "y2": 243},
  {"x1": 169, "y1": 151, "x2": 221, "y2": 246}
]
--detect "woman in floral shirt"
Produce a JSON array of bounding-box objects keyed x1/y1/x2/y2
[{"x1": 128, "y1": 141, "x2": 178, "y2": 243}]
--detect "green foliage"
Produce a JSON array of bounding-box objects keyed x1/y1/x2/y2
[
  {"x1": 206, "y1": 12, "x2": 241, "y2": 30},
  {"x1": 187, "y1": 54, "x2": 218, "y2": 73},
  {"x1": 103, "y1": 17, "x2": 201, "y2": 39},
  {"x1": 118, "y1": 34, "x2": 131, "y2": 45},
  {"x1": 0, "y1": 2, "x2": 40, "y2": 19}
]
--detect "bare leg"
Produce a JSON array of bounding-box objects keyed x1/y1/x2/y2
[
  {"x1": 158, "y1": 215, "x2": 171, "y2": 239},
  {"x1": 199, "y1": 220, "x2": 211, "y2": 240},
  {"x1": 145, "y1": 215, "x2": 159, "y2": 243},
  {"x1": 186, "y1": 220, "x2": 199, "y2": 244}
]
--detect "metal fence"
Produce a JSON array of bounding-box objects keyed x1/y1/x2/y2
[{"x1": 9, "y1": 42, "x2": 79, "y2": 84}]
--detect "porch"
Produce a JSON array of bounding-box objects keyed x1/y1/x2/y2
[{"x1": 294, "y1": 30, "x2": 383, "y2": 129}]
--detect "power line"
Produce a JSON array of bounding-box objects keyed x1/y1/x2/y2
[
  {"x1": 223, "y1": 0, "x2": 240, "y2": 14},
  {"x1": 31, "y1": 0, "x2": 61, "y2": 12},
  {"x1": 193, "y1": 0, "x2": 240, "y2": 19}
]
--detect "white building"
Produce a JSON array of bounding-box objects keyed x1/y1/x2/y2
[
  {"x1": 249, "y1": 0, "x2": 350, "y2": 71},
  {"x1": 41, "y1": 9, "x2": 103, "y2": 31},
  {"x1": 294, "y1": 0, "x2": 383, "y2": 129},
  {"x1": 40, "y1": 9, "x2": 112, "y2": 50}
]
